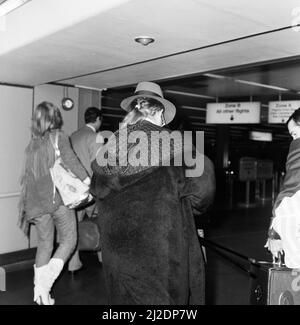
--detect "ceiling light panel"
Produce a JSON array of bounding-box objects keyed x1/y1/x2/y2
[{"x1": 165, "y1": 90, "x2": 216, "y2": 100}]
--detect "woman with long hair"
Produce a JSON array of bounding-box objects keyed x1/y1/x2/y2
[
  {"x1": 91, "y1": 82, "x2": 215, "y2": 304},
  {"x1": 19, "y1": 101, "x2": 89, "y2": 305}
]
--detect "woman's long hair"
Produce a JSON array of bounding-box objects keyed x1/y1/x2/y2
[
  {"x1": 25, "y1": 102, "x2": 63, "y2": 178},
  {"x1": 32, "y1": 101, "x2": 63, "y2": 137},
  {"x1": 121, "y1": 97, "x2": 165, "y2": 128}
]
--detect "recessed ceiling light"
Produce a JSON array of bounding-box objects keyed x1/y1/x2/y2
[
  {"x1": 134, "y1": 36, "x2": 155, "y2": 46},
  {"x1": 0, "y1": 0, "x2": 31, "y2": 17}
]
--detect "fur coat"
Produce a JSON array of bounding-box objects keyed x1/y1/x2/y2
[{"x1": 91, "y1": 120, "x2": 215, "y2": 305}]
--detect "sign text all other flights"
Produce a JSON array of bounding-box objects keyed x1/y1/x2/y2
[{"x1": 206, "y1": 102, "x2": 261, "y2": 124}]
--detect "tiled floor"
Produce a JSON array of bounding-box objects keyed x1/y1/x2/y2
[
  {"x1": 0, "y1": 202, "x2": 273, "y2": 305},
  {"x1": 0, "y1": 251, "x2": 108, "y2": 305},
  {"x1": 205, "y1": 203, "x2": 271, "y2": 305}
]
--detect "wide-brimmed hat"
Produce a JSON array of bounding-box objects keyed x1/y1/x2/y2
[{"x1": 120, "y1": 81, "x2": 176, "y2": 125}]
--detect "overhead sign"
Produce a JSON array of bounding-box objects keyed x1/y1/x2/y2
[
  {"x1": 268, "y1": 101, "x2": 300, "y2": 124},
  {"x1": 239, "y1": 157, "x2": 257, "y2": 181},
  {"x1": 257, "y1": 160, "x2": 273, "y2": 180},
  {"x1": 206, "y1": 102, "x2": 261, "y2": 124}
]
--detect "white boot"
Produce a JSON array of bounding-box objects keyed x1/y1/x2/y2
[
  {"x1": 33, "y1": 258, "x2": 64, "y2": 305},
  {"x1": 34, "y1": 264, "x2": 55, "y2": 306}
]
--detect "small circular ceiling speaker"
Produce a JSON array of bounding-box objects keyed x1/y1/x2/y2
[
  {"x1": 134, "y1": 36, "x2": 155, "y2": 46},
  {"x1": 62, "y1": 97, "x2": 74, "y2": 111}
]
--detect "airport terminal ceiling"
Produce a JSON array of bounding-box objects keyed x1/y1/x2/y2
[
  {"x1": 101, "y1": 57, "x2": 300, "y2": 168},
  {"x1": 1, "y1": 0, "x2": 300, "y2": 169}
]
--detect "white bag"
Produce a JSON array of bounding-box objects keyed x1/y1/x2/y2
[
  {"x1": 272, "y1": 190, "x2": 300, "y2": 268},
  {"x1": 49, "y1": 132, "x2": 91, "y2": 209}
]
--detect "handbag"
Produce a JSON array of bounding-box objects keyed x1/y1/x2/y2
[
  {"x1": 78, "y1": 215, "x2": 101, "y2": 251},
  {"x1": 49, "y1": 131, "x2": 91, "y2": 209}
]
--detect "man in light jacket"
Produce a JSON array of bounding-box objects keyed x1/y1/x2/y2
[{"x1": 68, "y1": 106, "x2": 104, "y2": 273}]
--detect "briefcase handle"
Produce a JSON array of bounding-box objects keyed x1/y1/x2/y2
[{"x1": 273, "y1": 251, "x2": 285, "y2": 267}]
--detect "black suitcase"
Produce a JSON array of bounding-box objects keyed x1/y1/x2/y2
[{"x1": 250, "y1": 261, "x2": 300, "y2": 305}]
